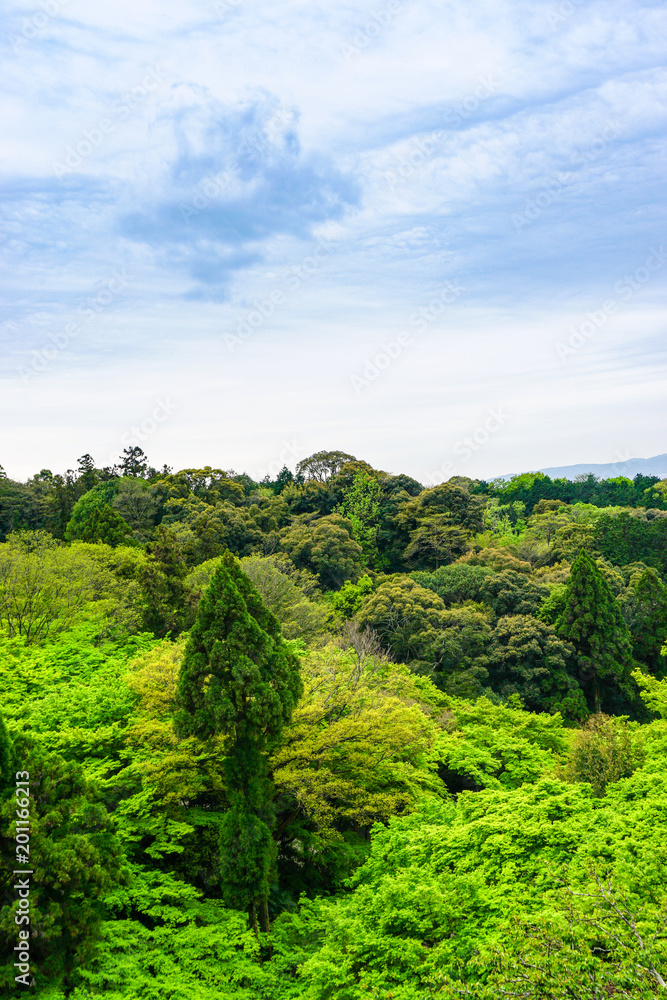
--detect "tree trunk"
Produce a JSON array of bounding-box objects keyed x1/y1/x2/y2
[{"x1": 260, "y1": 895, "x2": 270, "y2": 934}]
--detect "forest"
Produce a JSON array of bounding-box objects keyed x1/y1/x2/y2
[{"x1": 1, "y1": 446, "x2": 667, "y2": 998}]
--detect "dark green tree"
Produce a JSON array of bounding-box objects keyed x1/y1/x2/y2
[
  {"x1": 76, "y1": 453, "x2": 99, "y2": 494},
  {"x1": 175, "y1": 552, "x2": 302, "y2": 933},
  {"x1": 356, "y1": 575, "x2": 449, "y2": 666},
  {"x1": 139, "y1": 526, "x2": 188, "y2": 636},
  {"x1": 487, "y1": 614, "x2": 585, "y2": 719},
  {"x1": 622, "y1": 567, "x2": 667, "y2": 676},
  {"x1": 280, "y1": 514, "x2": 364, "y2": 589},
  {"x1": 75, "y1": 503, "x2": 132, "y2": 546},
  {"x1": 119, "y1": 445, "x2": 150, "y2": 478},
  {"x1": 0, "y1": 738, "x2": 124, "y2": 990},
  {"x1": 478, "y1": 570, "x2": 549, "y2": 618},
  {"x1": 556, "y1": 550, "x2": 633, "y2": 712}
]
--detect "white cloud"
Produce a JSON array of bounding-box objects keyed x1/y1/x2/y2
[{"x1": 1, "y1": 0, "x2": 666, "y2": 480}]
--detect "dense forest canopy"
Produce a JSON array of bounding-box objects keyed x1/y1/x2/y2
[{"x1": 1, "y1": 446, "x2": 667, "y2": 997}]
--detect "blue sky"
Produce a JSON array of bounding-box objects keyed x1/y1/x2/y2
[{"x1": 1, "y1": 0, "x2": 666, "y2": 482}]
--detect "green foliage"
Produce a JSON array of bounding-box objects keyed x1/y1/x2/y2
[
  {"x1": 175, "y1": 552, "x2": 302, "y2": 928},
  {"x1": 412, "y1": 562, "x2": 494, "y2": 605},
  {"x1": 0, "y1": 532, "x2": 128, "y2": 643},
  {"x1": 437, "y1": 696, "x2": 569, "y2": 792},
  {"x1": 0, "y1": 709, "x2": 13, "y2": 791},
  {"x1": 175, "y1": 552, "x2": 302, "y2": 744},
  {"x1": 0, "y1": 737, "x2": 124, "y2": 986},
  {"x1": 239, "y1": 556, "x2": 330, "y2": 642},
  {"x1": 74, "y1": 504, "x2": 133, "y2": 546},
  {"x1": 138, "y1": 527, "x2": 188, "y2": 637},
  {"x1": 4, "y1": 453, "x2": 667, "y2": 995},
  {"x1": 487, "y1": 614, "x2": 584, "y2": 718},
  {"x1": 478, "y1": 569, "x2": 548, "y2": 617},
  {"x1": 557, "y1": 713, "x2": 645, "y2": 796},
  {"x1": 272, "y1": 644, "x2": 445, "y2": 839},
  {"x1": 356, "y1": 575, "x2": 448, "y2": 665},
  {"x1": 296, "y1": 450, "x2": 357, "y2": 482},
  {"x1": 65, "y1": 481, "x2": 121, "y2": 539},
  {"x1": 432, "y1": 605, "x2": 494, "y2": 699},
  {"x1": 556, "y1": 550, "x2": 634, "y2": 712},
  {"x1": 594, "y1": 510, "x2": 667, "y2": 574},
  {"x1": 328, "y1": 574, "x2": 375, "y2": 619},
  {"x1": 621, "y1": 567, "x2": 667, "y2": 675},
  {"x1": 335, "y1": 471, "x2": 383, "y2": 566},
  {"x1": 65, "y1": 905, "x2": 266, "y2": 999},
  {"x1": 281, "y1": 514, "x2": 364, "y2": 589},
  {"x1": 536, "y1": 581, "x2": 568, "y2": 624}
]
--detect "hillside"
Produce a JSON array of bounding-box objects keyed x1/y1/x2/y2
[{"x1": 1, "y1": 447, "x2": 667, "y2": 997}]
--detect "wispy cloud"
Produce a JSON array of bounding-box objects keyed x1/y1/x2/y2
[{"x1": 0, "y1": 0, "x2": 666, "y2": 479}]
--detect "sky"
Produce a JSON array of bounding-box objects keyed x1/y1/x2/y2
[{"x1": 1, "y1": 0, "x2": 666, "y2": 484}]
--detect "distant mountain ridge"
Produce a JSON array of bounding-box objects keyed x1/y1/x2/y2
[{"x1": 500, "y1": 454, "x2": 667, "y2": 482}]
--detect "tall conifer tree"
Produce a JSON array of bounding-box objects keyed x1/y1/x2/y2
[
  {"x1": 556, "y1": 549, "x2": 633, "y2": 712},
  {"x1": 623, "y1": 567, "x2": 667, "y2": 676},
  {"x1": 175, "y1": 551, "x2": 302, "y2": 932}
]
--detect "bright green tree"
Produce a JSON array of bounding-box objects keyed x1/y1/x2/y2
[
  {"x1": 0, "y1": 710, "x2": 12, "y2": 792},
  {"x1": 335, "y1": 471, "x2": 383, "y2": 566},
  {"x1": 556, "y1": 550, "x2": 633, "y2": 712},
  {"x1": 558, "y1": 713, "x2": 645, "y2": 796},
  {"x1": 0, "y1": 532, "x2": 107, "y2": 643},
  {"x1": 174, "y1": 552, "x2": 302, "y2": 933}
]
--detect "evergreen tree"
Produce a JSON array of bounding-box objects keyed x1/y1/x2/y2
[
  {"x1": 175, "y1": 551, "x2": 302, "y2": 933},
  {"x1": 119, "y1": 446, "x2": 149, "y2": 478},
  {"x1": 77, "y1": 503, "x2": 132, "y2": 546},
  {"x1": 622, "y1": 567, "x2": 667, "y2": 676},
  {"x1": 139, "y1": 526, "x2": 188, "y2": 636},
  {"x1": 556, "y1": 549, "x2": 633, "y2": 712},
  {"x1": 76, "y1": 453, "x2": 99, "y2": 494}
]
